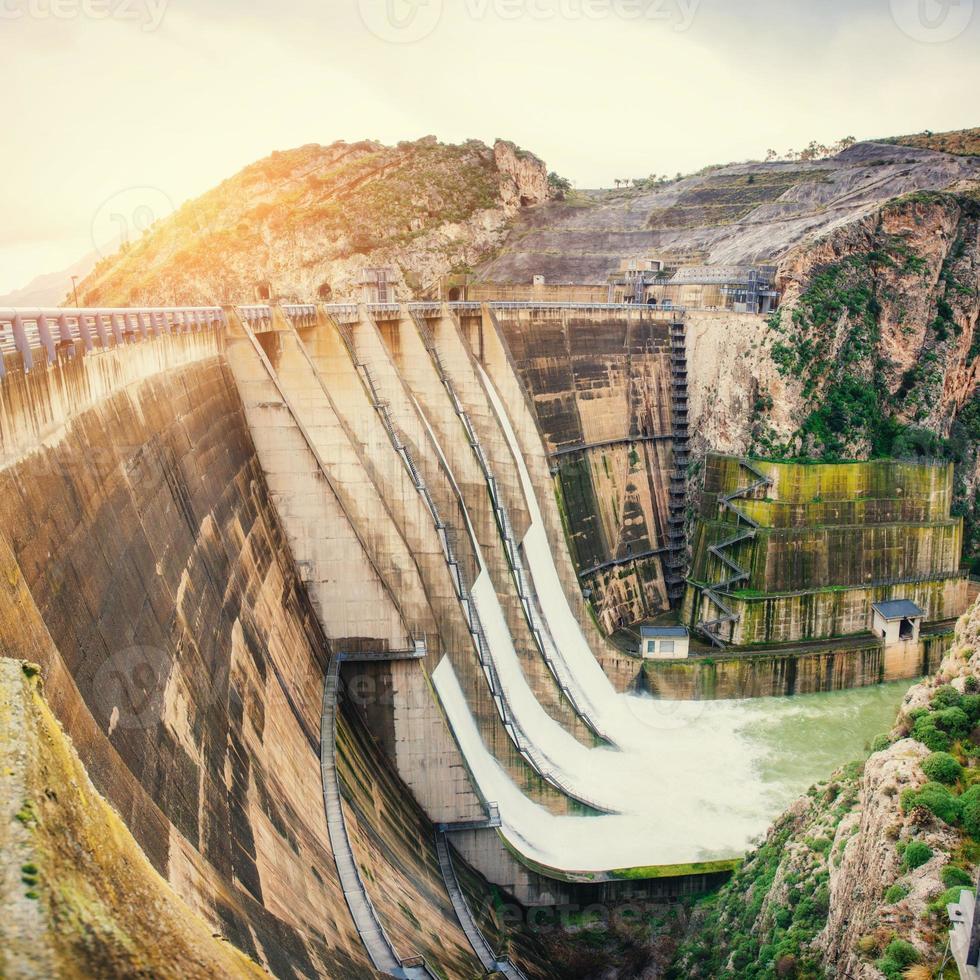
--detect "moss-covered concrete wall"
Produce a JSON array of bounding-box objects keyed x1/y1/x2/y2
[
  {"x1": 701, "y1": 454, "x2": 955, "y2": 507},
  {"x1": 691, "y1": 520, "x2": 962, "y2": 593},
  {"x1": 685, "y1": 455, "x2": 969, "y2": 645}
]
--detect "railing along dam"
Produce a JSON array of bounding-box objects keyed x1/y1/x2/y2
[{"x1": 1, "y1": 299, "x2": 905, "y2": 979}]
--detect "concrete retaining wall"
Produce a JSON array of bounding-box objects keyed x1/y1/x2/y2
[{"x1": 643, "y1": 631, "x2": 953, "y2": 700}]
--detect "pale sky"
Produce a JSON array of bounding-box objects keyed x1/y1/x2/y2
[{"x1": 1, "y1": 0, "x2": 977, "y2": 294}]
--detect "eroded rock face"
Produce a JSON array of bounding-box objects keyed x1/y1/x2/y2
[
  {"x1": 818, "y1": 602, "x2": 980, "y2": 975},
  {"x1": 493, "y1": 139, "x2": 549, "y2": 208},
  {"x1": 820, "y1": 739, "x2": 956, "y2": 978},
  {"x1": 773, "y1": 194, "x2": 980, "y2": 441}
]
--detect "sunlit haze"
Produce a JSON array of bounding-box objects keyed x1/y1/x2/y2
[{"x1": 1, "y1": 0, "x2": 977, "y2": 294}]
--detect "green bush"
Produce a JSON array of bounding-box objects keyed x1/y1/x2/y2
[
  {"x1": 961, "y1": 785, "x2": 980, "y2": 838},
  {"x1": 870, "y1": 733, "x2": 892, "y2": 753},
  {"x1": 884, "y1": 882, "x2": 909, "y2": 903},
  {"x1": 921, "y1": 751, "x2": 963, "y2": 784},
  {"x1": 963, "y1": 693, "x2": 980, "y2": 722},
  {"x1": 876, "y1": 939, "x2": 919, "y2": 980},
  {"x1": 902, "y1": 840, "x2": 934, "y2": 870},
  {"x1": 885, "y1": 939, "x2": 919, "y2": 966},
  {"x1": 942, "y1": 865, "x2": 974, "y2": 888},
  {"x1": 901, "y1": 782, "x2": 961, "y2": 824},
  {"x1": 932, "y1": 685, "x2": 964, "y2": 710},
  {"x1": 912, "y1": 713, "x2": 953, "y2": 751},
  {"x1": 935, "y1": 706, "x2": 971, "y2": 739}
]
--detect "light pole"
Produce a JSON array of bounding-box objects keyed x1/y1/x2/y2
[{"x1": 70, "y1": 276, "x2": 81, "y2": 308}]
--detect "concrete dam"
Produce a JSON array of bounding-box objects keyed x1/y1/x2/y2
[{"x1": 0, "y1": 302, "x2": 964, "y2": 978}]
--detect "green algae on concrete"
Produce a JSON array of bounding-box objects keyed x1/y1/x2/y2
[{"x1": 685, "y1": 454, "x2": 969, "y2": 650}]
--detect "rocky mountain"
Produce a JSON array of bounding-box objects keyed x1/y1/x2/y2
[
  {"x1": 75, "y1": 137, "x2": 550, "y2": 307},
  {"x1": 670, "y1": 597, "x2": 980, "y2": 980},
  {"x1": 477, "y1": 138, "x2": 980, "y2": 281}
]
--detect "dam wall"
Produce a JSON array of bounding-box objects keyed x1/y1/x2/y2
[
  {"x1": 486, "y1": 305, "x2": 680, "y2": 631},
  {"x1": 0, "y1": 322, "x2": 497, "y2": 978},
  {"x1": 9, "y1": 303, "x2": 947, "y2": 975}
]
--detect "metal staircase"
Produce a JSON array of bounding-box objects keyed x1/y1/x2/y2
[
  {"x1": 665, "y1": 320, "x2": 690, "y2": 603},
  {"x1": 694, "y1": 460, "x2": 773, "y2": 648},
  {"x1": 321, "y1": 656, "x2": 436, "y2": 979},
  {"x1": 434, "y1": 832, "x2": 530, "y2": 980}
]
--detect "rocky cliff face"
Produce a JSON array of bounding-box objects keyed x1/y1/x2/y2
[
  {"x1": 670, "y1": 597, "x2": 980, "y2": 979},
  {"x1": 746, "y1": 192, "x2": 980, "y2": 566},
  {"x1": 77, "y1": 137, "x2": 549, "y2": 307}
]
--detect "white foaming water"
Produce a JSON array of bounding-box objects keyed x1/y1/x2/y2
[
  {"x1": 478, "y1": 362, "x2": 635, "y2": 738},
  {"x1": 419, "y1": 357, "x2": 904, "y2": 869},
  {"x1": 434, "y1": 657, "x2": 905, "y2": 870}
]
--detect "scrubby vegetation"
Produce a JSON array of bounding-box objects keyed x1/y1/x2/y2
[
  {"x1": 753, "y1": 191, "x2": 980, "y2": 567},
  {"x1": 881, "y1": 127, "x2": 980, "y2": 157},
  {"x1": 669, "y1": 764, "x2": 861, "y2": 979},
  {"x1": 667, "y1": 652, "x2": 980, "y2": 979}
]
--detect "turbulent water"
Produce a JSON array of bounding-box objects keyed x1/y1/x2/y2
[
  {"x1": 437, "y1": 656, "x2": 906, "y2": 871},
  {"x1": 430, "y1": 362, "x2": 910, "y2": 873}
]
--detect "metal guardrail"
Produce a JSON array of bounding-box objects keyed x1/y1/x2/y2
[
  {"x1": 281, "y1": 303, "x2": 318, "y2": 327},
  {"x1": 549, "y1": 434, "x2": 673, "y2": 458},
  {"x1": 328, "y1": 305, "x2": 614, "y2": 811},
  {"x1": 435, "y1": 832, "x2": 530, "y2": 980},
  {"x1": 236, "y1": 304, "x2": 274, "y2": 328},
  {"x1": 322, "y1": 307, "x2": 506, "y2": 826},
  {"x1": 578, "y1": 547, "x2": 670, "y2": 579},
  {"x1": 0, "y1": 306, "x2": 224, "y2": 376},
  {"x1": 433, "y1": 309, "x2": 617, "y2": 758},
  {"x1": 323, "y1": 303, "x2": 359, "y2": 323},
  {"x1": 321, "y1": 655, "x2": 438, "y2": 980}
]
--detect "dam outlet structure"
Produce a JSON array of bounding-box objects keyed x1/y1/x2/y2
[{"x1": 0, "y1": 301, "x2": 963, "y2": 978}]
